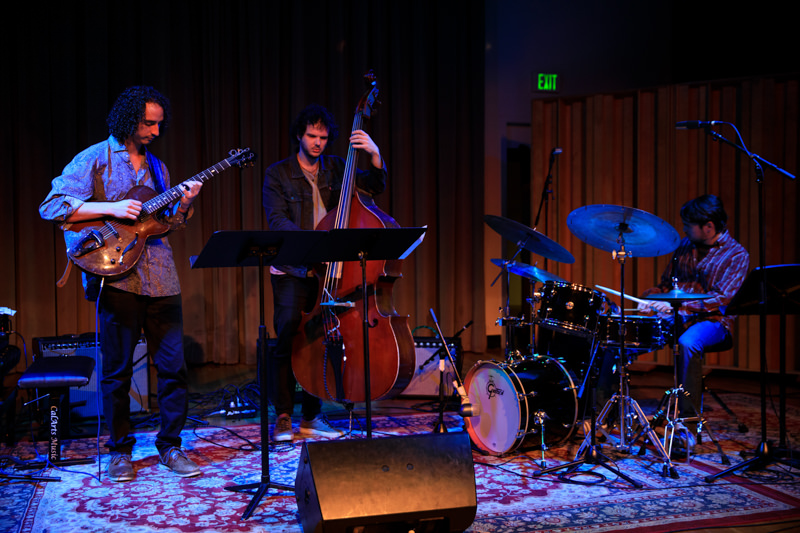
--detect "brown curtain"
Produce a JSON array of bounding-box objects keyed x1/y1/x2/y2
[
  {"x1": 530, "y1": 76, "x2": 799, "y2": 373},
  {"x1": 3, "y1": 1, "x2": 486, "y2": 370}
]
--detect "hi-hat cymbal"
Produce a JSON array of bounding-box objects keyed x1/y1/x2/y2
[
  {"x1": 567, "y1": 205, "x2": 680, "y2": 257},
  {"x1": 647, "y1": 289, "x2": 713, "y2": 303},
  {"x1": 490, "y1": 258, "x2": 567, "y2": 284},
  {"x1": 484, "y1": 215, "x2": 575, "y2": 264}
]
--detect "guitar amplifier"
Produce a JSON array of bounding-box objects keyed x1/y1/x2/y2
[
  {"x1": 34, "y1": 334, "x2": 149, "y2": 418},
  {"x1": 399, "y1": 337, "x2": 463, "y2": 398}
]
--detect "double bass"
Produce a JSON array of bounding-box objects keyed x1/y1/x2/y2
[{"x1": 291, "y1": 73, "x2": 415, "y2": 404}]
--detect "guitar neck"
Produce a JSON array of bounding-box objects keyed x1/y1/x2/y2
[{"x1": 142, "y1": 158, "x2": 233, "y2": 215}]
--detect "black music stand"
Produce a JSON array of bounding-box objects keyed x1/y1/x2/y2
[
  {"x1": 190, "y1": 230, "x2": 326, "y2": 520},
  {"x1": 302, "y1": 227, "x2": 426, "y2": 439},
  {"x1": 190, "y1": 227, "x2": 425, "y2": 518},
  {"x1": 705, "y1": 264, "x2": 800, "y2": 481}
]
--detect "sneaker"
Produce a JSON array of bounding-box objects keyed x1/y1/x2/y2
[
  {"x1": 272, "y1": 413, "x2": 293, "y2": 442},
  {"x1": 159, "y1": 447, "x2": 201, "y2": 478},
  {"x1": 108, "y1": 452, "x2": 134, "y2": 482},
  {"x1": 299, "y1": 414, "x2": 344, "y2": 438}
]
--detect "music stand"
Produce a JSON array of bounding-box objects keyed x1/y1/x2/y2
[
  {"x1": 190, "y1": 230, "x2": 326, "y2": 520},
  {"x1": 300, "y1": 227, "x2": 426, "y2": 439},
  {"x1": 705, "y1": 264, "x2": 800, "y2": 481}
]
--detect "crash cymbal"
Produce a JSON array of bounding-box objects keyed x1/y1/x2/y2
[
  {"x1": 484, "y1": 215, "x2": 575, "y2": 264},
  {"x1": 567, "y1": 204, "x2": 680, "y2": 257},
  {"x1": 490, "y1": 258, "x2": 567, "y2": 284},
  {"x1": 647, "y1": 289, "x2": 713, "y2": 303}
]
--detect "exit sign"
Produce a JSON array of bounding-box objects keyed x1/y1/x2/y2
[{"x1": 535, "y1": 73, "x2": 559, "y2": 93}]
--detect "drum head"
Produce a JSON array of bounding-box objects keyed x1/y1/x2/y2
[
  {"x1": 464, "y1": 361, "x2": 522, "y2": 455},
  {"x1": 464, "y1": 357, "x2": 578, "y2": 455}
]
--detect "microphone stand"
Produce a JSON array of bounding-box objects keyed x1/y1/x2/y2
[
  {"x1": 531, "y1": 147, "x2": 560, "y2": 349},
  {"x1": 429, "y1": 310, "x2": 473, "y2": 433},
  {"x1": 691, "y1": 123, "x2": 796, "y2": 482}
]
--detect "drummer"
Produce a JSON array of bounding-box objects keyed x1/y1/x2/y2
[{"x1": 637, "y1": 194, "x2": 749, "y2": 452}]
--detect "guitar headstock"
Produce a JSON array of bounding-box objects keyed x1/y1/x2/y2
[
  {"x1": 228, "y1": 148, "x2": 256, "y2": 168},
  {"x1": 357, "y1": 70, "x2": 380, "y2": 119}
]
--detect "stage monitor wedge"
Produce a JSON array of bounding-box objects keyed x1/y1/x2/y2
[{"x1": 295, "y1": 432, "x2": 477, "y2": 533}]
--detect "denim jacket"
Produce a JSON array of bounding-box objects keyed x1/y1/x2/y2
[{"x1": 262, "y1": 153, "x2": 387, "y2": 278}]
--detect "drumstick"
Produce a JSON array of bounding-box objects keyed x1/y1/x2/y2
[{"x1": 595, "y1": 285, "x2": 653, "y2": 306}]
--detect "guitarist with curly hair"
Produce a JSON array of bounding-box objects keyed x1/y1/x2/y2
[{"x1": 40, "y1": 86, "x2": 203, "y2": 482}]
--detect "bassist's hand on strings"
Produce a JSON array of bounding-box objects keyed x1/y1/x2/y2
[{"x1": 350, "y1": 129, "x2": 383, "y2": 169}]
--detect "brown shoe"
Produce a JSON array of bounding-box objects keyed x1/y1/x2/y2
[
  {"x1": 159, "y1": 447, "x2": 201, "y2": 478},
  {"x1": 272, "y1": 413, "x2": 293, "y2": 442},
  {"x1": 108, "y1": 452, "x2": 134, "y2": 482}
]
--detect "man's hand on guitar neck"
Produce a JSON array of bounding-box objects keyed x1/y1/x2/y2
[{"x1": 177, "y1": 179, "x2": 202, "y2": 214}]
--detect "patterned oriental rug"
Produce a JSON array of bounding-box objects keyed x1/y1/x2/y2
[{"x1": 2, "y1": 393, "x2": 800, "y2": 533}]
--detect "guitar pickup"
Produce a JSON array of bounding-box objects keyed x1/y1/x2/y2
[{"x1": 71, "y1": 230, "x2": 105, "y2": 257}]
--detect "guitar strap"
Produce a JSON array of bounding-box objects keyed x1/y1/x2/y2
[{"x1": 146, "y1": 151, "x2": 166, "y2": 193}]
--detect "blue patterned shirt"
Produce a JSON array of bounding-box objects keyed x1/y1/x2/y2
[{"x1": 40, "y1": 136, "x2": 189, "y2": 297}]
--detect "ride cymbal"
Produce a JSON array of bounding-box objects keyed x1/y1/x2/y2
[{"x1": 566, "y1": 204, "x2": 680, "y2": 257}]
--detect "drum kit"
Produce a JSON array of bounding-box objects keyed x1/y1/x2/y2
[{"x1": 463, "y1": 206, "x2": 715, "y2": 479}]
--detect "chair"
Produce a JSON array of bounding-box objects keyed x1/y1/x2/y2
[{"x1": 17, "y1": 355, "x2": 96, "y2": 466}]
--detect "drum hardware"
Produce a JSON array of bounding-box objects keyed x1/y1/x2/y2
[
  {"x1": 532, "y1": 410, "x2": 550, "y2": 467},
  {"x1": 641, "y1": 286, "x2": 730, "y2": 465},
  {"x1": 565, "y1": 204, "x2": 681, "y2": 479}
]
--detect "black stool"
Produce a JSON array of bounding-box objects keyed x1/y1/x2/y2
[{"x1": 17, "y1": 355, "x2": 96, "y2": 467}]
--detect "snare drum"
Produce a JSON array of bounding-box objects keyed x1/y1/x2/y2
[
  {"x1": 464, "y1": 356, "x2": 578, "y2": 455},
  {"x1": 536, "y1": 281, "x2": 608, "y2": 338},
  {"x1": 598, "y1": 315, "x2": 666, "y2": 354}
]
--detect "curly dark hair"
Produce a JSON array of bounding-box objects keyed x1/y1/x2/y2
[
  {"x1": 290, "y1": 104, "x2": 339, "y2": 147},
  {"x1": 680, "y1": 194, "x2": 728, "y2": 234},
  {"x1": 106, "y1": 86, "x2": 171, "y2": 143}
]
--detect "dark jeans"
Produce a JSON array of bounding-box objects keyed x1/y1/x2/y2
[
  {"x1": 270, "y1": 274, "x2": 322, "y2": 420},
  {"x1": 97, "y1": 287, "x2": 188, "y2": 455}
]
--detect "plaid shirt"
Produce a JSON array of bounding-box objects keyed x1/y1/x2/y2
[{"x1": 642, "y1": 230, "x2": 750, "y2": 333}]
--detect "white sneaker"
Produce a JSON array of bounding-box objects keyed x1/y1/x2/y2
[{"x1": 299, "y1": 415, "x2": 344, "y2": 438}]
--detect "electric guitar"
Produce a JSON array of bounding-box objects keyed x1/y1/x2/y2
[{"x1": 65, "y1": 148, "x2": 255, "y2": 278}]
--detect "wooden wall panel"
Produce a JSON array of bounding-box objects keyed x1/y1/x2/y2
[{"x1": 532, "y1": 75, "x2": 799, "y2": 374}]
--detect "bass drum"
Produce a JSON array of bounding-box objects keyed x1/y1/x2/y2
[{"x1": 464, "y1": 356, "x2": 578, "y2": 456}]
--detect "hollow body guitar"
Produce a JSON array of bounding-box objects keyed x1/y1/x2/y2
[
  {"x1": 291, "y1": 75, "x2": 415, "y2": 404},
  {"x1": 65, "y1": 148, "x2": 254, "y2": 278}
]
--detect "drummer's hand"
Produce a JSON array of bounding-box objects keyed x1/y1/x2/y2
[{"x1": 638, "y1": 300, "x2": 671, "y2": 316}]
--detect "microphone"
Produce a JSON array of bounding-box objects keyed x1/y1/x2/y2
[
  {"x1": 551, "y1": 147, "x2": 563, "y2": 155},
  {"x1": 454, "y1": 383, "x2": 480, "y2": 417},
  {"x1": 675, "y1": 120, "x2": 723, "y2": 130},
  {"x1": 452, "y1": 320, "x2": 473, "y2": 338}
]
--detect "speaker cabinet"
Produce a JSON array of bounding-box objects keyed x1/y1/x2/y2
[
  {"x1": 295, "y1": 432, "x2": 477, "y2": 533},
  {"x1": 399, "y1": 337, "x2": 463, "y2": 398},
  {"x1": 35, "y1": 334, "x2": 149, "y2": 418}
]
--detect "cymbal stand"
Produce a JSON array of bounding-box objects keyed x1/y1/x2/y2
[
  {"x1": 491, "y1": 255, "x2": 526, "y2": 359},
  {"x1": 598, "y1": 241, "x2": 678, "y2": 478},
  {"x1": 646, "y1": 290, "x2": 730, "y2": 466},
  {"x1": 532, "y1": 331, "x2": 642, "y2": 487}
]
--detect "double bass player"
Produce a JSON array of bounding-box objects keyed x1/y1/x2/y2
[{"x1": 262, "y1": 103, "x2": 387, "y2": 442}]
